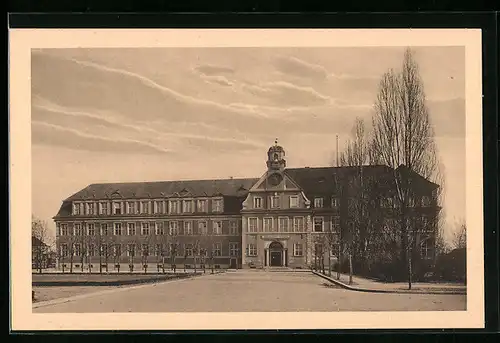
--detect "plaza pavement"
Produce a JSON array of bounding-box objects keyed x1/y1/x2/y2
[{"x1": 33, "y1": 270, "x2": 466, "y2": 313}]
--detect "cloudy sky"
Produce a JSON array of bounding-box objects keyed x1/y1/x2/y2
[{"x1": 31, "y1": 46, "x2": 465, "y2": 242}]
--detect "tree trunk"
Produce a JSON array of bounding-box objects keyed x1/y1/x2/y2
[
  {"x1": 408, "y1": 248, "x2": 413, "y2": 290},
  {"x1": 349, "y1": 253, "x2": 353, "y2": 285},
  {"x1": 337, "y1": 243, "x2": 341, "y2": 280},
  {"x1": 99, "y1": 249, "x2": 103, "y2": 274},
  {"x1": 70, "y1": 252, "x2": 74, "y2": 273},
  {"x1": 328, "y1": 246, "x2": 332, "y2": 277}
]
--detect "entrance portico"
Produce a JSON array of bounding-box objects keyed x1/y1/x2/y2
[{"x1": 264, "y1": 241, "x2": 288, "y2": 267}]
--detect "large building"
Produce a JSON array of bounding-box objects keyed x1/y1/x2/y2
[{"x1": 53, "y1": 142, "x2": 440, "y2": 276}]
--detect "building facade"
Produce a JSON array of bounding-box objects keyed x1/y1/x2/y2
[{"x1": 53, "y1": 142, "x2": 440, "y2": 275}]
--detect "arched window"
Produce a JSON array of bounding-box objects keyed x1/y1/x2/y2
[{"x1": 273, "y1": 153, "x2": 279, "y2": 161}]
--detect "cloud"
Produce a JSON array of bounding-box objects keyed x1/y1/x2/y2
[
  {"x1": 274, "y1": 56, "x2": 329, "y2": 80},
  {"x1": 193, "y1": 64, "x2": 235, "y2": 76},
  {"x1": 201, "y1": 75, "x2": 234, "y2": 87},
  {"x1": 32, "y1": 96, "x2": 267, "y2": 153},
  {"x1": 242, "y1": 81, "x2": 332, "y2": 106},
  {"x1": 32, "y1": 121, "x2": 174, "y2": 155}
]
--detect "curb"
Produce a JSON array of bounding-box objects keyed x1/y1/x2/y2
[{"x1": 312, "y1": 271, "x2": 466, "y2": 295}]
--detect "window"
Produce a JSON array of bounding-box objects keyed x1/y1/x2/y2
[
  {"x1": 154, "y1": 200, "x2": 164, "y2": 214},
  {"x1": 213, "y1": 221, "x2": 222, "y2": 235},
  {"x1": 246, "y1": 244, "x2": 257, "y2": 256},
  {"x1": 229, "y1": 221, "x2": 238, "y2": 235},
  {"x1": 182, "y1": 200, "x2": 193, "y2": 213},
  {"x1": 61, "y1": 244, "x2": 68, "y2": 257},
  {"x1": 88, "y1": 244, "x2": 95, "y2": 257},
  {"x1": 100, "y1": 223, "x2": 108, "y2": 236},
  {"x1": 421, "y1": 196, "x2": 431, "y2": 207},
  {"x1": 185, "y1": 244, "x2": 193, "y2": 256},
  {"x1": 127, "y1": 223, "x2": 136, "y2": 235},
  {"x1": 74, "y1": 223, "x2": 82, "y2": 236},
  {"x1": 289, "y1": 196, "x2": 299, "y2": 208},
  {"x1": 314, "y1": 243, "x2": 323, "y2": 255},
  {"x1": 169, "y1": 243, "x2": 179, "y2": 256},
  {"x1": 87, "y1": 223, "x2": 95, "y2": 236},
  {"x1": 169, "y1": 200, "x2": 179, "y2": 214},
  {"x1": 382, "y1": 197, "x2": 394, "y2": 208},
  {"x1": 331, "y1": 216, "x2": 340, "y2": 233},
  {"x1": 253, "y1": 197, "x2": 263, "y2": 209},
  {"x1": 197, "y1": 199, "x2": 207, "y2": 212},
  {"x1": 141, "y1": 244, "x2": 149, "y2": 256},
  {"x1": 127, "y1": 201, "x2": 136, "y2": 214},
  {"x1": 293, "y1": 243, "x2": 303, "y2": 256},
  {"x1": 184, "y1": 221, "x2": 193, "y2": 235},
  {"x1": 248, "y1": 218, "x2": 258, "y2": 233},
  {"x1": 420, "y1": 239, "x2": 432, "y2": 259},
  {"x1": 141, "y1": 222, "x2": 150, "y2": 235},
  {"x1": 229, "y1": 243, "x2": 239, "y2": 256},
  {"x1": 100, "y1": 244, "x2": 108, "y2": 257},
  {"x1": 270, "y1": 196, "x2": 280, "y2": 208},
  {"x1": 86, "y1": 202, "x2": 94, "y2": 215},
  {"x1": 127, "y1": 244, "x2": 136, "y2": 257},
  {"x1": 60, "y1": 223, "x2": 68, "y2": 236},
  {"x1": 74, "y1": 243, "x2": 81, "y2": 256},
  {"x1": 140, "y1": 201, "x2": 150, "y2": 214},
  {"x1": 113, "y1": 223, "x2": 122, "y2": 236},
  {"x1": 331, "y1": 197, "x2": 340, "y2": 208},
  {"x1": 73, "y1": 202, "x2": 80, "y2": 215},
  {"x1": 198, "y1": 221, "x2": 208, "y2": 235},
  {"x1": 313, "y1": 217, "x2": 324, "y2": 232},
  {"x1": 155, "y1": 244, "x2": 162, "y2": 256},
  {"x1": 314, "y1": 197, "x2": 324, "y2": 208},
  {"x1": 408, "y1": 197, "x2": 416, "y2": 207},
  {"x1": 212, "y1": 199, "x2": 223, "y2": 212},
  {"x1": 155, "y1": 222, "x2": 164, "y2": 235},
  {"x1": 213, "y1": 243, "x2": 222, "y2": 256},
  {"x1": 113, "y1": 202, "x2": 122, "y2": 215},
  {"x1": 293, "y1": 217, "x2": 305, "y2": 232},
  {"x1": 278, "y1": 217, "x2": 289, "y2": 232},
  {"x1": 114, "y1": 245, "x2": 122, "y2": 257},
  {"x1": 169, "y1": 221, "x2": 178, "y2": 236},
  {"x1": 99, "y1": 202, "x2": 109, "y2": 215},
  {"x1": 263, "y1": 218, "x2": 274, "y2": 232}
]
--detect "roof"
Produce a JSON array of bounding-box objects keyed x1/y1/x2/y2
[
  {"x1": 32, "y1": 236, "x2": 48, "y2": 247},
  {"x1": 285, "y1": 165, "x2": 439, "y2": 196},
  {"x1": 63, "y1": 177, "x2": 259, "y2": 202},
  {"x1": 284, "y1": 165, "x2": 393, "y2": 195}
]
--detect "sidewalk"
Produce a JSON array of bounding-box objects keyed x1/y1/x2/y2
[{"x1": 313, "y1": 271, "x2": 466, "y2": 295}]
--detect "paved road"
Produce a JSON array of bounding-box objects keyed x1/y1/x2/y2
[{"x1": 33, "y1": 271, "x2": 466, "y2": 313}]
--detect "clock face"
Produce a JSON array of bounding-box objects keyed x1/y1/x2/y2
[{"x1": 269, "y1": 173, "x2": 283, "y2": 186}]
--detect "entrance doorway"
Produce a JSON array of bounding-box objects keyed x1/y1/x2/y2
[
  {"x1": 269, "y1": 241, "x2": 284, "y2": 267},
  {"x1": 229, "y1": 258, "x2": 237, "y2": 269}
]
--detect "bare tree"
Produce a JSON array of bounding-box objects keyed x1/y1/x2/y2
[
  {"x1": 32, "y1": 216, "x2": 53, "y2": 273},
  {"x1": 452, "y1": 220, "x2": 466, "y2": 250},
  {"x1": 371, "y1": 48, "x2": 441, "y2": 289}
]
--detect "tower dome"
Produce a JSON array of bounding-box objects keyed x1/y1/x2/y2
[{"x1": 266, "y1": 139, "x2": 286, "y2": 171}]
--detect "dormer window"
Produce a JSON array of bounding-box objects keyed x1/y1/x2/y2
[
  {"x1": 314, "y1": 197, "x2": 324, "y2": 208},
  {"x1": 182, "y1": 200, "x2": 193, "y2": 213},
  {"x1": 73, "y1": 202, "x2": 80, "y2": 215},
  {"x1": 253, "y1": 196, "x2": 263, "y2": 209},
  {"x1": 289, "y1": 195, "x2": 299, "y2": 208},
  {"x1": 113, "y1": 202, "x2": 122, "y2": 215},
  {"x1": 331, "y1": 197, "x2": 340, "y2": 208},
  {"x1": 212, "y1": 199, "x2": 223, "y2": 212}
]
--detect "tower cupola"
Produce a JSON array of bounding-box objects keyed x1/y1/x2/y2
[{"x1": 267, "y1": 139, "x2": 286, "y2": 172}]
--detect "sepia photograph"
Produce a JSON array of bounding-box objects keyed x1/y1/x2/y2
[{"x1": 9, "y1": 29, "x2": 483, "y2": 330}]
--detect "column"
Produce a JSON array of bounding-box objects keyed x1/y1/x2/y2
[{"x1": 282, "y1": 249, "x2": 286, "y2": 266}]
